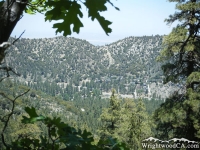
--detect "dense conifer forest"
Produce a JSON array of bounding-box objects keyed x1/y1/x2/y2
[
  {"x1": 0, "y1": 36, "x2": 166, "y2": 148},
  {"x1": 1, "y1": 0, "x2": 200, "y2": 149}
]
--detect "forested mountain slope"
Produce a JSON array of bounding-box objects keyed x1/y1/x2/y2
[
  {"x1": 0, "y1": 35, "x2": 169, "y2": 145},
  {"x1": 5, "y1": 35, "x2": 180, "y2": 100}
]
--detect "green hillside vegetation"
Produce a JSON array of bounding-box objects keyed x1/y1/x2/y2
[
  {"x1": 5, "y1": 35, "x2": 177, "y2": 101},
  {"x1": 0, "y1": 79, "x2": 79, "y2": 146},
  {"x1": 0, "y1": 35, "x2": 184, "y2": 149},
  {"x1": 1, "y1": 0, "x2": 200, "y2": 149},
  {"x1": 0, "y1": 78, "x2": 163, "y2": 149}
]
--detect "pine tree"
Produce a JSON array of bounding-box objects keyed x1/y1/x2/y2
[
  {"x1": 98, "y1": 89, "x2": 121, "y2": 139},
  {"x1": 157, "y1": 0, "x2": 200, "y2": 85},
  {"x1": 154, "y1": 0, "x2": 200, "y2": 143},
  {"x1": 118, "y1": 99, "x2": 152, "y2": 150}
]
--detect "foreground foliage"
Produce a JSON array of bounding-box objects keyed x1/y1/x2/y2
[
  {"x1": 6, "y1": 107, "x2": 127, "y2": 150},
  {"x1": 0, "y1": 79, "x2": 163, "y2": 150},
  {"x1": 0, "y1": 103, "x2": 128, "y2": 150},
  {"x1": 0, "y1": 79, "x2": 128, "y2": 149}
]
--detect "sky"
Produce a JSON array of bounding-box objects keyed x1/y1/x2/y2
[{"x1": 11, "y1": 0, "x2": 178, "y2": 45}]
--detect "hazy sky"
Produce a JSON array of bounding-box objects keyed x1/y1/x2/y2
[{"x1": 11, "y1": 1, "x2": 177, "y2": 45}]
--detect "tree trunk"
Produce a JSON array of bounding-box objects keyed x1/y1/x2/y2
[{"x1": 0, "y1": 0, "x2": 27, "y2": 63}]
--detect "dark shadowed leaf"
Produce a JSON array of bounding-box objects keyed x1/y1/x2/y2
[
  {"x1": 84, "y1": 0, "x2": 112, "y2": 35},
  {"x1": 22, "y1": 107, "x2": 46, "y2": 123},
  {"x1": 45, "y1": 1, "x2": 83, "y2": 36}
]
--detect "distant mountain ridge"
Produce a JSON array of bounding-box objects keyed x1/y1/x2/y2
[{"x1": 5, "y1": 35, "x2": 180, "y2": 100}]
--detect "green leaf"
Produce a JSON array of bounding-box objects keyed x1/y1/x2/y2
[
  {"x1": 85, "y1": 0, "x2": 108, "y2": 12},
  {"x1": 44, "y1": 0, "x2": 117, "y2": 36},
  {"x1": 84, "y1": 0, "x2": 112, "y2": 35},
  {"x1": 45, "y1": 1, "x2": 83, "y2": 36},
  {"x1": 25, "y1": 9, "x2": 35, "y2": 14},
  {"x1": 22, "y1": 107, "x2": 46, "y2": 124},
  {"x1": 25, "y1": 0, "x2": 47, "y2": 14},
  {"x1": 25, "y1": 107, "x2": 38, "y2": 117},
  {"x1": 45, "y1": 0, "x2": 72, "y2": 21}
]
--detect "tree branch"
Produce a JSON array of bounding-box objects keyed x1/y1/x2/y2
[
  {"x1": 0, "y1": 88, "x2": 30, "y2": 148},
  {"x1": 12, "y1": 30, "x2": 25, "y2": 45}
]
